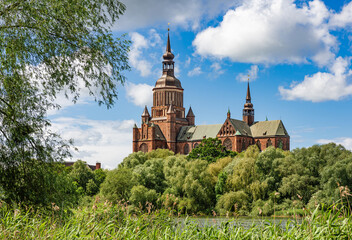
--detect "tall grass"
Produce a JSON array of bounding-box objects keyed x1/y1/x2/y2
[{"x1": 1, "y1": 198, "x2": 351, "y2": 239}]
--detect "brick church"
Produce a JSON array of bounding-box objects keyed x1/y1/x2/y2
[{"x1": 132, "y1": 31, "x2": 290, "y2": 154}]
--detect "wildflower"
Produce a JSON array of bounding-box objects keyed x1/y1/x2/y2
[
  {"x1": 53, "y1": 205, "x2": 60, "y2": 211},
  {"x1": 14, "y1": 209, "x2": 20, "y2": 217},
  {"x1": 297, "y1": 194, "x2": 302, "y2": 200},
  {"x1": 258, "y1": 208, "x2": 262, "y2": 215},
  {"x1": 92, "y1": 205, "x2": 97, "y2": 210},
  {"x1": 275, "y1": 192, "x2": 280, "y2": 196}
]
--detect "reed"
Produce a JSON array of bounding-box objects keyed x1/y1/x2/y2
[{"x1": 1, "y1": 199, "x2": 351, "y2": 240}]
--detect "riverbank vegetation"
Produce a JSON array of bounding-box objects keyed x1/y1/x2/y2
[{"x1": 1, "y1": 198, "x2": 351, "y2": 239}]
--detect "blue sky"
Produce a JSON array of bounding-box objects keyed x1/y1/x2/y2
[{"x1": 50, "y1": 0, "x2": 352, "y2": 169}]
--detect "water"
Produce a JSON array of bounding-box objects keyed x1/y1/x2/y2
[{"x1": 174, "y1": 216, "x2": 301, "y2": 230}]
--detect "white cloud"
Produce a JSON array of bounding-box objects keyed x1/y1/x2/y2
[
  {"x1": 193, "y1": 0, "x2": 336, "y2": 66},
  {"x1": 329, "y1": 2, "x2": 352, "y2": 29},
  {"x1": 129, "y1": 32, "x2": 153, "y2": 77},
  {"x1": 317, "y1": 137, "x2": 352, "y2": 151},
  {"x1": 187, "y1": 67, "x2": 203, "y2": 77},
  {"x1": 125, "y1": 82, "x2": 153, "y2": 107},
  {"x1": 113, "y1": 0, "x2": 238, "y2": 31},
  {"x1": 279, "y1": 57, "x2": 352, "y2": 102},
  {"x1": 236, "y1": 65, "x2": 259, "y2": 82},
  {"x1": 51, "y1": 117, "x2": 135, "y2": 169}
]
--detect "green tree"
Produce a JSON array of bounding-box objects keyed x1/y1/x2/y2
[
  {"x1": 68, "y1": 160, "x2": 94, "y2": 193},
  {"x1": 100, "y1": 168, "x2": 136, "y2": 203},
  {"x1": 187, "y1": 138, "x2": 236, "y2": 163},
  {"x1": 0, "y1": 0, "x2": 130, "y2": 206}
]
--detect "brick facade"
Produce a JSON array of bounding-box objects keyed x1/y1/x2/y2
[{"x1": 132, "y1": 31, "x2": 290, "y2": 154}]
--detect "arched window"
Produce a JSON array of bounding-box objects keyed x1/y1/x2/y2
[
  {"x1": 256, "y1": 140, "x2": 261, "y2": 151},
  {"x1": 184, "y1": 144, "x2": 190, "y2": 155},
  {"x1": 193, "y1": 143, "x2": 199, "y2": 148},
  {"x1": 140, "y1": 143, "x2": 148, "y2": 153},
  {"x1": 223, "y1": 138, "x2": 232, "y2": 151},
  {"x1": 266, "y1": 139, "x2": 272, "y2": 148}
]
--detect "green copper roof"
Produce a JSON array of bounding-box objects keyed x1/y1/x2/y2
[
  {"x1": 177, "y1": 124, "x2": 223, "y2": 141},
  {"x1": 234, "y1": 130, "x2": 241, "y2": 136},
  {"x1": 229, "y1": 119, "x2": 252, "y2": 136},
  {"x1": 250, "y1": 120, "x2": 289, "y2": 137}
]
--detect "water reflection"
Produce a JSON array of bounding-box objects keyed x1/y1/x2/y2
[{"x1": 174, "y1": 216, "x2": 301, "y2": 230}]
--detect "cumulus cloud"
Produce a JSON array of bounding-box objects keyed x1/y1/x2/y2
[
  {"x1": 193, "y1": 0, "x2": 336, "y2": 66},
  {"x1": 236, "y1": 65, "x2": 259, "y2": 82},
  {"x1": 125, "y1": 82, "x2": 153, "y2": 107},
  {"x1": 51, "y1": 117, "x2": 135, "y2": 169},
  {"x1": 129, "y1": 32, "x2": 153, "y2": 77},
  {"x1": 113, "y1": 0, "x2": 238, "y2": 31},
  {"x1": 329, "y1": 1, "x2": 352, "y2": 29},
  {"x1": 188, "y1": 67, "x2": 203, "y2": 77},
  {"x1": 317, "y1": 137, "x2": 352, "y2": 151},
  {"x1": 279, "y1": 57, "x2": 352, "y2": 102}
]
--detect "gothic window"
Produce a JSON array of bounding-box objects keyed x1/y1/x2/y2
[
  {"x1": 140, "y1": 143, "x2": 148, "y2": 153},
  {"x1": 266, "y1": 139, "x2": 272, "y2": 148},
  {"x1": 256, "y1": 140, "x2": 261, "y2": 151},
  {"x1": 242, "y1": 139, "x2": 246, "y2": 151},
  {"x1": 223, "y1": 138, "x2": 232, "y2": 151},
  {"x1": 278, "y1": 139, "x2": 283, "y2": 149},
  {"x1": 184, "y1": 144, "x2": 190, "y2": 155}
]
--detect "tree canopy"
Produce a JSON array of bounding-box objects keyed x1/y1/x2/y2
[{"x1": 0, "y1": 0, "x2": 130, "y2": 206}]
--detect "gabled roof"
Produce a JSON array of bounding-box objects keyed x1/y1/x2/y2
[
  {"x1": 177, "y1": 124, "x2": 223, "y2": 141},
  {"x1": 229, "y1": 118, "x2": 252, "y2": 137},
  {"x1": 250, "y1": 120, "x2": 289, "y2": 137}
]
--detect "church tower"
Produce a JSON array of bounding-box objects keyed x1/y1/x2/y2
[
  {"x1": 243, "y1": 81, "x2": 254, "y2": 126},
  {"x1": 151, "y1": 29, "x2": 185, "y2": 121}
]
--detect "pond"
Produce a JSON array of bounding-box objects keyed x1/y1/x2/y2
[{"x1": 174, "y1": 216, "x2": 301, "y2": 230}]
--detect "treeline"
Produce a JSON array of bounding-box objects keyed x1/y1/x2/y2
[
  {"x1": 1, "y1": 138, "x2": 352, "y2": 216},
  {"x1": 99, "y1": 139, "x2": 352, "y2": 216}
]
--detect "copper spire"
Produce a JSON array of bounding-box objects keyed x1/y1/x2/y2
[
  {"x1": 163, "y1": 26, "x2": 174, "y2": 60},
  {"x1": 166, "y1": 28, "x2": 171, "y2": 53},
  {"x1": 246, "y1": 78, "x2": 251, "y2": 102}
]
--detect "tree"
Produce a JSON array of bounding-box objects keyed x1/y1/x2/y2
[
  {"x1": 0, "y1": 1, "x2": 130, "y2": 205},
  {"x1": 187, "y1": 138, "x2": 236, "y2": 163},
  {"x1": 100, "y1": 168, "x2": 136, "y2": 203}
]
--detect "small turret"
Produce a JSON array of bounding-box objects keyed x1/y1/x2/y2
[
  {"x1": 186, "y1": 106, "x2": 195, "y2": 125},
  {"x1": 142, "y1": 105, "x2": 150, "y2": 123},
  {"x1": 227, "y1": 108, "x2": 231, "y2": 119}
]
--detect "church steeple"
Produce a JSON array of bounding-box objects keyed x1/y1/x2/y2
[
  {"x1": 162, "y1": 28, "x2": 175, "y2": 76},
  {"x1": 243, "y1": 80, "x2": 254, "y2": 126},
  {"x1": 151, "y1": 28, "x2": 184, "y2": 120}
]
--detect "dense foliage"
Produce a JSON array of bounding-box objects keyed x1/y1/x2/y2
[
  {"x1": 0, "y1": 0, "x2": 129, "y2": 207},
  {"x1": 100, "y1": 143, "x2": 352, "y2": 216},
  {"x1": 187, "y1": 137, "x2": 237, "y2": 162}
]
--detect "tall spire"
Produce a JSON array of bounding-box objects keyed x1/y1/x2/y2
[
  {"x1": 246, "y1": 77, "x2": 251, "y2": 103},
  {"x1": 163, "y1": 25, "x2": 174, "y2": 61},
  {"x1": 166, "y1": 27, "x2": 171, "y2": 53}
]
